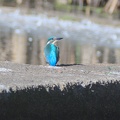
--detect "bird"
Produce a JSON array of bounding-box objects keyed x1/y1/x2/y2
[{"x1": 44, "y1": 36, "x2": 63, "y2": 66}]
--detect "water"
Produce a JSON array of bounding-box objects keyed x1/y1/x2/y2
[{"x1": 0, "y1": 10, "x2": 120, "y2": 65}]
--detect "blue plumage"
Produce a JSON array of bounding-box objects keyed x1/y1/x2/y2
[{"x1": 44, "y1": 37, "x2": 63, "y2": 66}]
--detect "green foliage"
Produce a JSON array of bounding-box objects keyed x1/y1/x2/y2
[
  {"x1": 3, "y1": 0, "x2": 15, "y2": 3},
  {"x1": 59, "y1": 15, "x2": 78, "y2": 21},
  {"x1": 0, "y1": 81, "x2": 120, "y2": 120},
  {"x1": 54, "y1": 3, "x2": 72, "y2": 12},
  {"x1": 95, "y1": 7, "x2": 103, "y2": 14}
]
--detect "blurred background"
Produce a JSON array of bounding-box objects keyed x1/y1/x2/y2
[{"x1": 0, "y1": 0, "x2": 120, "y2": 65}]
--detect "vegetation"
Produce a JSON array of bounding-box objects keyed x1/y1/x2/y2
[
  {"x1": 0, "y1": 0, "x2": 120, "y2": 15},
  {"x1": 0, "y1": 81, "x2": 120, "y2": 120}
]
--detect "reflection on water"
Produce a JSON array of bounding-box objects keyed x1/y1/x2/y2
[
  {"x1": 0, "y1": 11, "x2": 120, "y2": 65},
  {"x1": 0, "y1": 30, "x2": 120, "y2": 65}
]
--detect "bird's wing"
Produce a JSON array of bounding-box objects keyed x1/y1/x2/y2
[{"x1": 44, "y1": 44, "x2": 59, "y2": 66}]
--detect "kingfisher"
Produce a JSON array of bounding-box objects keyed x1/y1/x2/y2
[{"x1": 44, "y1": 36, "x2": 63, "y2": 66}]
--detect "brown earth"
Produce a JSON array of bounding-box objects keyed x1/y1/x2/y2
[{"x1": 0, "y1": 61, "x2": 120, "y2": 91}]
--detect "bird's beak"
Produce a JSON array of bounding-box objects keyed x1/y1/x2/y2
[
  {"x1": 54, "y1": 38, "x2": 63, "y2": 40},
  {"x1": 52, "y1": 38, "x2": 63, "y2": 44}
]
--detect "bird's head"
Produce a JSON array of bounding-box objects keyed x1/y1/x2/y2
[{"x1": 47, "y1": 36, "x2": 63, "y2": 44}]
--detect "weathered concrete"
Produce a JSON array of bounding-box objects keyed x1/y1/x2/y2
[{"x1": 0, "y1": 61, "x2": 120, "y2": 91}]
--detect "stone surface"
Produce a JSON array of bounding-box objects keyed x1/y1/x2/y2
[{"x1": 0, "y1": 61, "x2": 120, "y2": 91}]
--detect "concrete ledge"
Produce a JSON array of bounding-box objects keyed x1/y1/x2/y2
[{"x1": 0, "y1": 61, "x2": 120, "y2": 91}]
